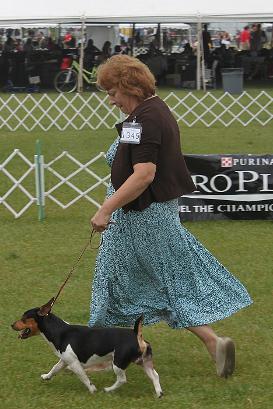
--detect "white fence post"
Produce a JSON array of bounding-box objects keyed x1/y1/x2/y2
[{"x1": 34, "y1": 140, "x2": 45, "y2": 221}]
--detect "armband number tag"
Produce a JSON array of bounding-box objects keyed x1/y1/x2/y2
[{"x1": 120, "y1": 121, "x2": 142, "y2": 144}]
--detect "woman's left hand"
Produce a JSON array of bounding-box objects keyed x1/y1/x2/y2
[{"x1": 90, "y1": 208, "x2": 112, "y2": 232}]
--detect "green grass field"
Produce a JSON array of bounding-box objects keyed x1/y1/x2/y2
[{"x1": 1, "y1": 89, "x2": 273, "y2": 409}]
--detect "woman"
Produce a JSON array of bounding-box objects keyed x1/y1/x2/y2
[
  {"x1": 90, "y1": 55, "x2": 252, "y2": 378},
  {"x1": 84, "y1": 39, "x2": 101, "y2": 71},
  {"x1": 239, "y1": 26, "x2": 251, "y2": 51},
  {"x1": 100, "y1": 41, "x2": 112, "y2": 62}
]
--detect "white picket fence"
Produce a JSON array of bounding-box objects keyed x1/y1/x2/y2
[
  {"x1": 0, "y1": 149, "x2": 109, "y2": 218},
  {"x1": 0, "y1": 90, "x2": 273, "y2": 130}
]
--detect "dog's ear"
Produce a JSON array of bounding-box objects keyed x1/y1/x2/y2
[{"x1": 38, "y1": 297, "x2": 55, "y2": 316}]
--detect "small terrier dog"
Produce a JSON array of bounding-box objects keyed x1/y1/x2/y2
[{"x1": 11, "y1": 298, "x2": 163, "y2": 397}]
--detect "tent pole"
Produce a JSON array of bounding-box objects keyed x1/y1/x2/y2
[
  {"x1": 189, "y1": 26, "x2": 192, "y2": 46},
  {"x1": 131, "y1": 23, "x2": 136, "y2": 56},
  {"x1": 200, "y1": 23, "x2": 206, "y2": 91},
  {"x1": 58, "y1": 24, "x2": 61, "y2": 47},
  {"x1": 156, "y1": 23, "x2": 161, "y2": 49},
  {"x1": 159, "y1": 23, "x2": 163, "y2": 49},
  {"x1": 196, "y1": 17, "x2": 201, "y2": 90},
  {"x1": 77, "y1": 15, "x2": 85, "y2": 93}
]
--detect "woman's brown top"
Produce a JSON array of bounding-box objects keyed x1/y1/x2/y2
[{"x1": 111, "y1": 96, "x2": 195, "y2": 212}]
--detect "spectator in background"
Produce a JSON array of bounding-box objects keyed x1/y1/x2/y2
[
  {"x1": 23, "y1": 38, "x2": 33, "y2": 55},
  {"x1": 27, "y1": 29, "x2": 35, "y2": 42},
  {"x1": 182, "y1": 42, "x2": 194, "y2": 58},
  {"x1": 213, "y1": 43, "x2": 234, "y2": 70},
  {"x1": 63, "y1": 32, "x2": 71, "y2": 48},
  {"x1": 38, "y1": 32, "x2": 46, "y2": 49},
  {"x1": 240, "y1": 26, "x2": 251, "y2": 50},
  {"x1": 163, "y1": 31, "x2": 173, "y2": 54},
  {"x1": 257, "y1": 24, "x2": 267, "y2": 46},
  {"x1": 15, "y1": 39, "x2": 24, "y2": 52},
  {"x1": 235, "y1": 30, "x2": 241, "y2": 49},
  {"x1": 100, "y1": 41, "x2": 112, "y2": 62},
  {"x1": 63, "y1": 32, "x2": 76, "y2": 49},
  {"x1": 3, "y1": 36, "x2": 16, "y2": 80},
  {"x1": 112, "y1": 45, "x2": 122, "y2": 55},
  {"x1": 221, "y1": 32, "x2": 231, "y2": 48},
  {"x1": 83, "y1": 39, "x2": 101, "y2": 71},
  {"x1": 143, "y1": 40, "x2": 167, "y2": 84},
  {"x1": 46, "y1": 36, "x2": 56, "y2": 51},
  {"x1": 250, "y1": 24, "x2": 266, "y2": 55},
  {"x1": 135, "y1": 31, "x2": 142, "y2": 46},
  {"x1": 23, "y1": 38, "x2": 34, "y2": 75},
  {"x1": 202, "y1": 24, "x2": 212, "y2": 65},
  {"x1": 148, "y1": 39, "x2": 162, "y2": 56},
  {"x1": 84, "y1": 38, "x2": 100, "y2": 54},
  {"x1": 4, "y1": 36, "x2": 15, "y2": 52}
]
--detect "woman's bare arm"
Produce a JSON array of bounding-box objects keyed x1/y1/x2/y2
[{"x1": 91, "y1": 162, "x2": 156, "y2": 231}]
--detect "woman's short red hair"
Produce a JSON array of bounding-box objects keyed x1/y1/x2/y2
[{"x1": 96, "y1": 55, "x2": 156, "y2": 100}]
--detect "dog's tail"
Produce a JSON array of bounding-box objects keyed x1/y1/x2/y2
[{"x1": 134, "y1": 315, "x2": 146, "y2": 354}]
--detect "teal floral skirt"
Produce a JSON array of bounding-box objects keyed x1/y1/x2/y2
[{"x1": 89, "y1": 199, "x2": 252, "y2": 329}]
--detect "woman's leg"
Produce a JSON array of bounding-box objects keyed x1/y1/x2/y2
[
  {"x1": 186, "y1": 325, "x2": 235, "y2": 377},
  {"x1": 187, "y1": 325, "x2": 218, "y2": 360}
]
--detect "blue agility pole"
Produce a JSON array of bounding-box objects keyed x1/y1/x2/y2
[{"x1": 34, "y1": 139, "x2": 45, "y2": 221}]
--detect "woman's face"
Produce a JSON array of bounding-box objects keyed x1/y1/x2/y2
[{"x1": 107, "y1": 88, "x2": 140, "y2": 114}]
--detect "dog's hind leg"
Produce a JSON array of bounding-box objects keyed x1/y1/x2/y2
[
  {"x1": 41, "y1": 359, "x2": 67, "y2": 380},
  {"x1": 104, "y1": 364, "x2": 127, "y2": 393},
  {"x1": 141, "y1": 359, "x2": 163, "y2": 398},
  {"x1": 68, "y1": 360, "x2": 97, "y2": 393}
]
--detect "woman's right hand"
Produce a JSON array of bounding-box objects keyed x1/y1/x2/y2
[{"x1": 90, "y1": 207, "x2": 112, "y2": 232}]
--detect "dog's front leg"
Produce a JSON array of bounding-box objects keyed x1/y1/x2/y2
[
  {"x1": 69, "y1": 360, "x2": 97, "y2": 393},
  {"x1": 104, "y1": 364, "x2": 127, "y2": 393},
  {"x1": 41, "y1": 359, "x2": 67, "y2": 380}
]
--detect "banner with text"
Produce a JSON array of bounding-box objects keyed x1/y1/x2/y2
[{"x1": 179, "y1": 154, "x2": 273, "y2": 221}]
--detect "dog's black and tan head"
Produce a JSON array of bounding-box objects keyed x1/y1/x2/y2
[{"x1": 11, "y1": 297, "x2": 55, "y2": 340}]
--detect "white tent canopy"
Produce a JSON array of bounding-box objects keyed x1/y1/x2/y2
[{"x1": 1, "y1": 0, "x2": 273, "y2": 24}]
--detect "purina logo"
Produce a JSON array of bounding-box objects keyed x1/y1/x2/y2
[
  {"x1": 221, "y1": 156, "x2": 273, "y2": 167},
  {"x1": 221, "y1": 157, "x2": 233, "y2": 167}
]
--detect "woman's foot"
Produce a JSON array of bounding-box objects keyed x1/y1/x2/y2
[
  {"x1": 187, "y1": 325, "x2": 235, "y2": 378},
  {"x1": 215, "y1": 337, "x2": 235, "y2": 378}
]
